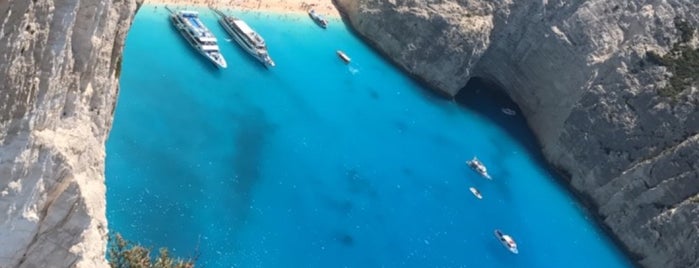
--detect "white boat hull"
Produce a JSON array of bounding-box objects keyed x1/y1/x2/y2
[
  {"x1": 171, "y1": 14, "x2": 227, "y2": 69},
  {"x1": 309, "y1": 10, "x2": 328, "y2": 28},
  {"x1": 502, "y1": 108, "x2": 517, "y2": 116},
  {"x1": 469, "y1": 187, "x2": 483, "y2": 199},
  {"x1": 337, "y1": 50, "x2": 351, "y2": 63},
  {"x1": 466, "y1": 159, "x2": 491, "y2": 180},
  {"x1": 494, "y1": 230, "x2": 519, "y2": 254},
  {"x1": 219, "y1": 18, "x2": 275, "y2": 68}
]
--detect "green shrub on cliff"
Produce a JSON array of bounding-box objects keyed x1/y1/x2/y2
[
  {"x1": 108, "y1": 233, "x2": 195, "y2": 268},
  {"x1": 646, "y1": 18, "x2": 698, "y2": 97},
  {"x1": 675, "y1": 18, "x2": 695, "y2": 43}
]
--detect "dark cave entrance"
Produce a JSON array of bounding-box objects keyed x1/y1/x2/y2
[
  {"x1": 454, "y1": 76, "x2": 580, "y2": 210},
  {"x1": 454, "y1": 77, "x2": 540, "y2": 154}
]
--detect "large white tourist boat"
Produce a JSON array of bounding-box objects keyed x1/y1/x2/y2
[
  {"x1": 169, "y1": 9, "x2": 227, "y2": 68},
  {"x1": 213, "y1": 8, "x2": 275, "y2": 68}
]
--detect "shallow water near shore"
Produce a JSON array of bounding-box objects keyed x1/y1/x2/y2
[{"x1": 106, "y1": 5, "x2": 632, "y2": 267}]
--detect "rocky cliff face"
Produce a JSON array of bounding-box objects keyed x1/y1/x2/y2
[
  {"x1": 334, "y1": 0, "x2": 698, "y2": 267},
  {"x1": 0, "y1": 0, "x2": 139, "y2": 266}
]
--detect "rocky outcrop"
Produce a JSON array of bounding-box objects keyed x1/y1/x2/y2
[
  {"x1": 334, "y1": 0, "x2": 698, "y2": 267},
  {"x1": 0, "y1": 0, "x2": 139, "y2": 266}
]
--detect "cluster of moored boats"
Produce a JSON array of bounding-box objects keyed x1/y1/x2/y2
[
  {"x1": 167, "y1": 7, "x2": 349, "y2": 69},
  {"x1": 465, "y1": 156, "x2": 519, "y2": 254},
  {"x1": 168, "y1": 5, "x2": 513, "y2": 255},
  {"x1": 305, "y1": 9, "x2": 351, "y2": 63}
]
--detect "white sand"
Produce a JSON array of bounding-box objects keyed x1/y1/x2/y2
[{"x1": 144, "y1": 0, "x2": 341, "y2": 17}]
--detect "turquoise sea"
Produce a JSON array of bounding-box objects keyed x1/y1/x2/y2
[{"x1": 106, "y1": 5, "x2": 633, "y2": 268}]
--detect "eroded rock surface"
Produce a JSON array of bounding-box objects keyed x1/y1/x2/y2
[
  {"x1": 0, "y1": 0, "x2": 139, "y2": 266},
  {"x1": 334, "y1": 0, "x2": 698, "y2": 267}
]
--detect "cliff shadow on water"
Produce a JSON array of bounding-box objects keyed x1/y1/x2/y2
[
  {"x1": 456, "y1": 78, "x2": 639, "y2": 266},
  {"x1": 455, "y1": 77, "x2": 582, "y2": 198},
  {"x1": 455, "y1": 77, "x2": 542, "y2": 154},
  {"x1": 454, "y1": 77, "x2": 593, "y2": 212}
]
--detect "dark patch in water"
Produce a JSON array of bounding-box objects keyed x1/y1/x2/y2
[
  {"x1": 345, "y1": 168, "x2": 378, "y2": 199},
  {"x1": 455, "y1": 77, "x2": 563, "y2": 202},
  {"x1": 344, "y1": 76, "x2": 354, "y2": 87},
  {"x1": 369, "y1": 89, "x2": 380, "y2": 100},
  {"x1": 401, "y1": 167, "x2": 413, "y2": 176},
  {"x1": 319, "y1": 195, "x2": 354, "y2": 216},
  {"x1": 261, "y1": 74, "x2": 322, "y2": 123},
  {"x1": 110, "y1": 135, "x2": 205, "y2": 242},
  {"x1": 345, "y1": 168, "x2": 363, "y2": 194},
  {"x1": 336, "y1": 233, "x2": 354, "y2": 247},
  {"x1": 228, "y1": 107, "x2": 276, "y2": 225},
  {"x1": 117, "y1": 132, "x2": 201, "y2": 195},
  {"x1": 338, "y1": 200, "x2": 354, "y2": 215},
  {"x1": 455, "y1": 77, "x2": 537, "y2": 153},
  {"x1": 429, "y1": 133, "x2": 457, "y2": 148},
  {"x1": 394, "y1": 120, "x2": 409, "y2": 133}
]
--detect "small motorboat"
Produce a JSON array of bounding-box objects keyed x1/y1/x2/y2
[
  {"x1": 494, "y1": 229, "x2": 518, "y2": 254},
  {"x1": 466, "y1": 157, "x2": 492, "y2": 180},
  {"x1": 469, "y1": 187, "x2": 483, "y2": 199},
  {"x1": 337, "y1": 50, "x2": 351, "y2": 63},
  {"x1": 308, "y1": 9, "x2": 328, "y2": 28},
  {"x1": 501, "y1": 108, "x2": 516, "y2": 116}
]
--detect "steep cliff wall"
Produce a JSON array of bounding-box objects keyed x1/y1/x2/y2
[
  {"x1": 334, "y1": 0, "x2": 698, "y2": 267},
  {"x1": 0, "y1": 0, "x2": 139, "y2": 266}
]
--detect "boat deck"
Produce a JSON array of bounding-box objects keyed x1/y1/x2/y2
[{"x1": 181, "y1": 13, "x2": 211, "y2": 36}]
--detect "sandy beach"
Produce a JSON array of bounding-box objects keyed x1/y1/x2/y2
[{"x1": 144, "y1": 0, "x2": 341, "y2": 17}]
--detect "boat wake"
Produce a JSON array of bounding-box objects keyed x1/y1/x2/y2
[{"x1": 348, "y1": 66, "x2": 359, "y2": 75}]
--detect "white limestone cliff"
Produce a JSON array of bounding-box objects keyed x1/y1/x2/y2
[
  {"x1": 334, "y1": 0, "x2": 698, "y2": 267},
  {"x1": 0, "y1": 0, "x2": 139, "y2": 266},
  {"x1": 1, "y1": 0, "x2": 697, "y2": 266}
]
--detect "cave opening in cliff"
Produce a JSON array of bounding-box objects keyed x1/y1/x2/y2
[{"x1": 455, "y1": 77, "x2": 540, "y2": 154}]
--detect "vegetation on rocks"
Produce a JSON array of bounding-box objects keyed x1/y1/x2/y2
[
  {"x1": 647, "y1": 18, "x2": 698, "y2": 97},
  {"x1": 108, "y1": 233, "x2": 195, "y2": 268}
]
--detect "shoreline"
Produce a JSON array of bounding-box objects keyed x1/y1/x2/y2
[
  {"x1": 142, "y1": 0, "x2": 341, "y2": 17},
  {"x1": 131, "y1": 1, "x2": 640, "y2": 266},
  {"x1": 332, "y1": 2, "x2": 641, "y2": 266}
]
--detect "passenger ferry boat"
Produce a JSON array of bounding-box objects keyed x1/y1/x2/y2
[
  {"x1": 212, "y1": 8, "x2": 275, "y2": 68},
  {"x1": 168, "y1": 9, "x2": 227, "y2": 68},
  {"x1": 308, "y1": 9, "x2": 328, "y2": 28}
]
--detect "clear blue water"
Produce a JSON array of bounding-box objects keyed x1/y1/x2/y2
[{"x1": 106, "y1": 5, "x2": 632, "y2": 268}]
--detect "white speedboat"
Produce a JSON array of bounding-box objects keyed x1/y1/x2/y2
[
  {"x1": 308, "y1": 9, "x2": 328, "y2": 28},
  {"x1": 494, "y1": 229, "x2": 518, "y2": 254},
  {"x1": 337, "y1": 50, "x2": 351, "y2": 63},
  {"x1": 469, "y1": 187, "x2": 483, "y2": 199},
  {"x1": 213, "y1": 8, "x2": 275, "y2": 68},
  {"x1": 501, "y1": 108, "x2": 516, "y2": 116},
  {"x1": 169, "y1": 9, "x2": 227, "y2": 68},
  {"x1": 466, "y1": 157, "x2": 491, "y2": 179}
]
